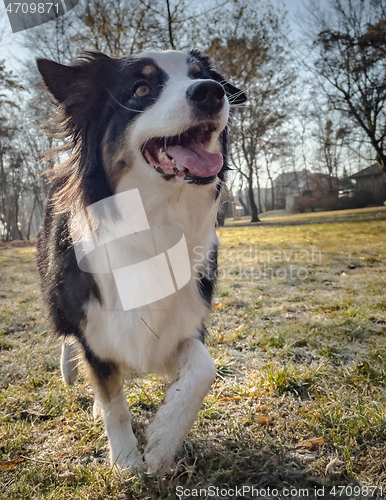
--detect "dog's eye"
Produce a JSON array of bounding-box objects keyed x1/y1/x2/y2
[
  {"x1": 189, "y1": 63, "x2": 203, "y2": 79},
  {"x1": 134, "y1": 84, "x2": 150, "y2": 97}
]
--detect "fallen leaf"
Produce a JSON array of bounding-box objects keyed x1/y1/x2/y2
[
  {"x1": 254, "y1": 415, "x2": 273, "y2": 425},
  {"x1": 0, "y1": 458, "x2": 26, "y2": 469},
  {"x1": 296, "y1": 437, "x2": 324, "y2": 450},
  {"x1": 213, "y1": 303, "x2": 223, "y2": 310},
  {"x1": 219, "y1": 396, "x2": 242, "y2": 403}
]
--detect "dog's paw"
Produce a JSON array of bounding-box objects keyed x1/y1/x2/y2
[
  {"x1": 144, "y1": 446, "x2": 171, "y2": 475},
  {"x1": 144, "y1": 431, "x2": 177, "y2": 474},
  {"x1": 111, "y1": 447, "x2": 144, "y2": 472}
]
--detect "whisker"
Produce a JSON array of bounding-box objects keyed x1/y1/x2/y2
[
  {"x1": 115, "y1": 83, "x2": 133, "y2": 94},
  {"x1": 105, "y1": 89, "x2": 145, "y2": 114},
  {"x1": 228, "y1": 90, "x2": 246, "y2": 104},
  {"x1": 142, "y1": 139, "x2": 149, "y2": 152},
  {"x1": 230, "y1": 102, "x2": 248, "y2": 109}
]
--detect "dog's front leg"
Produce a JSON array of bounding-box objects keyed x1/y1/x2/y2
[
  {"x1": 145, "y1": 337, "x2": 216, "y2": 474},
  {"x1": 89, "y1": 361, "x2": 143, "y2": 470}
]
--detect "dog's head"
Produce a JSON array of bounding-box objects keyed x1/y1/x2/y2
[{"x1": 37, "y1": 50, "x2": 246, "y2": 210}]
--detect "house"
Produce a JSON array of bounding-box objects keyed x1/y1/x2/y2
[
  {"x1": 274, "y1": 170, "x2": 339, "y2": 209},
  {"x1": 350, "y1": 163, "x2": 386, "y2": 201},
  {"x1": 236, "y1": 169, "x2": 341, "y2": 214}
]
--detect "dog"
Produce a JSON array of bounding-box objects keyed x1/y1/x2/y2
[{"x1": 37, "y1": 49, "x2": 246, "y2": 474}]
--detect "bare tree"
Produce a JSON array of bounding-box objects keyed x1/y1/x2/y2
[
  {"x1": 21, "y1": 0, "x2": 230, "y2": 60},
  {"x1": 305, "y1": 0, "x2": 386, "y2": 169},
  {"x1": 205, "y1": 0, "x2": 297, "y2": 221},
  {"x1": 313, "y1": 116, "x2": 350, "y2": 191}
]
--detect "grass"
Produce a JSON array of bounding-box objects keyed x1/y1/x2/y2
[
  {"x1": 226, "y1": 205, "x2": 386, "y2": 227},
  {"x1": 1, "y1": 208, "x2": 386, "y2": 499}
]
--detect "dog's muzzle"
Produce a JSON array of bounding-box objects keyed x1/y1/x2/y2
[{"x1": 142, "y1": 80, "x2": 227, "y2": 184}]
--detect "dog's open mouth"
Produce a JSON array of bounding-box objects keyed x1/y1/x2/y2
[{"x1": 142, "y1": 123, "x2": 223, "y2": 183}]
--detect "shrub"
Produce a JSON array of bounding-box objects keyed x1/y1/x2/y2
[{"x1": 291, "y1": 191, "x2": 383, "y2": 213}]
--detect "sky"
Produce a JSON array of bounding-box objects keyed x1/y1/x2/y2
[{"x1": 0, "y1": 0, "x2": 308, "y2": 72}]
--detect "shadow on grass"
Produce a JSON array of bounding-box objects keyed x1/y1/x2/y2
[
  {"x1": 224, "y1": 206, "x2": 386, "y2": 228},
  {"x1": 141, "y1": 434, "x2": 362, "y2": 500}
]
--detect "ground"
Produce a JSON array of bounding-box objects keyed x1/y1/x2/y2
[{"x1": 1, "y1": 206, "x2": 386, "y2": 499}]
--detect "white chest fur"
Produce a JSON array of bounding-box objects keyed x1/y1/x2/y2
[{"x1": 83, "y1": 175, "x2": 220, "y2": 376}]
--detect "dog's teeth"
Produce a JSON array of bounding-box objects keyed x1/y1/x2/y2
[{"x1": 159, "y1": 150, "x2": 169, "y2": 161}]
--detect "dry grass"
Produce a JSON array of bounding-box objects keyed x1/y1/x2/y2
[
  {"x1": 1, "y1": 208, "x2": 386, "y2": 499},
  {"x1": 227, "y1": 205, "x2": 386, "y2": 227}
]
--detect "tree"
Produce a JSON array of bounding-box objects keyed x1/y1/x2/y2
[
  {"x1": 306, "y1": 0, "x2": 386, "y2": 170},
  {"x1": 20, "y1": 0, "x2": 295, "y2": 226},
  {"x1": 204, "y1": 0, "x2": 297, "y2": 222},
  {"x1": 21, "y1": 0, "x2": 229, "y2": 61},
  {"x1": 0, "y1": 62, "x2": 24, "y2": 240},
  {"x1": 261, "y1": 133, "x2": 292, "y2": 210},
  {"x1": 314, "y1": 116, "x2": 350, "y2": 191}
]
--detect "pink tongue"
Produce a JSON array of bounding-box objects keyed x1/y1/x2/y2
[{"x1": 165, "y1": 144, "x2": 223, "y2": 177}]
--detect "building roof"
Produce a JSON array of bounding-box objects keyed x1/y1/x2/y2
[
  {"x1": 274, "y1": 169, "x2": 311, "y2": 186},
  {"x1": 273, "y1": 169, "x2": 338, "y2": 193},
  {"x1": 350, "y1": 163, "x2": 384, "y2": 179}
]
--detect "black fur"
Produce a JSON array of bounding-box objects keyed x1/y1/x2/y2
[
  {"x1": 37, "y1": 187, "x2": 101, "y2": 339},
  {"x1": 198, "y1": 245, "x2": 218, "y2": 307},
  {"x1": 189, "y1": 50, "x2": 247, "y2": 105}
]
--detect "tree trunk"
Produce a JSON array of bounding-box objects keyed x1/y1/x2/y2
[
  {"x1": 13, "y1": 196, "x2": 23, "y2": 240},
  {"x1": 268, "y1": 174, "x2": 274, "y2": 211},
  {"x1": 27, "y1": 195, "x2": 37, "y2": 240},
  {"x1": 248, "y1": 168, "x2": 259, "y2": 222},
  {"x1": 255, "y1": 167, "x2": 262, "y2": 213},
  {"x1": 166, "y1": 0, "x2": 176, "y2": 49},
  {"x1": 238, "y1": 192, "x2": 249, "y2": 216},
  {"x1": 375, "y1": 151, "x2": 386, "y2": 171}
]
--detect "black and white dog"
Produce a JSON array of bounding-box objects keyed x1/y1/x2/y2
[{"x1": 37, "y1": 50, "x2": 246, "y2": 474}]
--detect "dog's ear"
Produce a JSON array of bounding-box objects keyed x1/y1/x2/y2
[
  {"x1": 37, "y1": 53, "x2": 116, "y2": 210},
  {"x1": 208, "y1": 69, "x2": 247, "y2": 105},
  {"x1": 37, "y1": 53, "x2": 115, "y2": 124},
  {"x1": 37, "y1": 59, "x2": 80, "y2": 103}
]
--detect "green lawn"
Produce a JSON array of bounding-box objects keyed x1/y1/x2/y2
[{"x1": 1, "y1": 208, "x2": 386, "y2": 499}]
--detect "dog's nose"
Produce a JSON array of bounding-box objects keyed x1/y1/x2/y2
[{"x1": 186, "y1": 81, "x2": 225, "y2": 115}]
